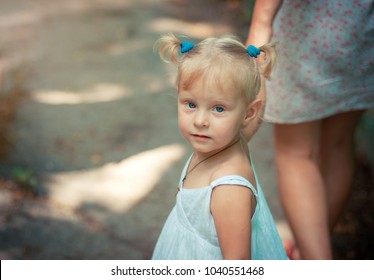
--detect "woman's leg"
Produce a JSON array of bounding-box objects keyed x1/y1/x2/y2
[
  {"x1": 273, "y1": 121, "x2": 332, "y2": 259},
  {"x1": 320, "y1": 111, "x2": 364, "y2": 230}
]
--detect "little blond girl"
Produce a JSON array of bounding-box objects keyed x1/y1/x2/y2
[{"x1": 152, "y1": 33, "x2": 287, "y2": 260}]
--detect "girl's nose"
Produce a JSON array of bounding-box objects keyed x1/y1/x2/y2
[{"x1": 194, "y1": 110, "x2": 209, "y2": 128}]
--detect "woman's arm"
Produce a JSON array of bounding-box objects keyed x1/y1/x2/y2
[
  {"x1": 242, "y1": 0, "x2": 283, "y2": 143},
  {"x1": 246, "y1": 0, "x2": 283, "y2": 46}
]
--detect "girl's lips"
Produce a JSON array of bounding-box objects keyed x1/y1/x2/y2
[{"x1": 192, "y1": 134, "x2": 211, "y2": 140}]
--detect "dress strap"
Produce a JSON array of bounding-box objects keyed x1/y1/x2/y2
[
  {"x1": 248, "y1": 153, "x2": 261, "y2": 192},
  {"x1": 211, "y1": 175, "x2": 258, "y2": 199}
]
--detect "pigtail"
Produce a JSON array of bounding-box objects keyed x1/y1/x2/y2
[
  {"x1": 154, "y1": 33, "x2": 183, "y2": 64},
  {"x1": 258, "y1": 41, "x2": 278, "y2": 80}
]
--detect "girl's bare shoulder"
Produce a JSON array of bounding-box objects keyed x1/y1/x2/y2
[{"x1": 210, "y1": 153, "x2": 255, "y2": 185}]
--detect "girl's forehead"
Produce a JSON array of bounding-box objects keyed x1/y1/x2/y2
[
  {"x1": 180, "y1": 72, "x2": 236, "y2": 94},
  {"x1": 179, "y1": 77, "x2": 245, "y2": 103}
]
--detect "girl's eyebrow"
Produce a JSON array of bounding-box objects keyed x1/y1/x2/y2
[
  {"x1": 213, "y1": 95, "x2": 236, "y2": 103},
  {"x1": 178, "y1": 89, "x2": 193, "y2": 96},
  {"x1": 178, "y1": 92, "x2": 193, "y2": 99}
]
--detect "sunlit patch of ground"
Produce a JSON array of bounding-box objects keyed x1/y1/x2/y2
[{"x1": 45, "y1": 144, "x2": 185, "y2": 213}]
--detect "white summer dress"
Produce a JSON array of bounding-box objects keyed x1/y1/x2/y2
[{"x1": 152, "y1": 155, "x2": 288, "y2": 260}]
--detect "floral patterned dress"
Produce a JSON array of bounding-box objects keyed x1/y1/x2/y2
[{"x1": 265, "y1": 0, "x2": 374, "y2": 123}]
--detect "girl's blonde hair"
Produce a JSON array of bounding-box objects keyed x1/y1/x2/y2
[{"x1": 154, "y1": 33, "x2": 277, "y2": 102}]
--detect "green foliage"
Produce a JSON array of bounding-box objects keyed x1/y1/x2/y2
[
  {"x1": 356, "y1": 109, "x2": 374, "y2": 168},
  {"x1": 11, "y1": 167, "x2": 39, "y2": 195}
]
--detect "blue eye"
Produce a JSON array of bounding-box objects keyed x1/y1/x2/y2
[
  {"x1": 214, "y1": 106, "x2": 225, "y2": 113},
  {"x1": 187, "y1": 102, "x2": 196, "y2": 109}
]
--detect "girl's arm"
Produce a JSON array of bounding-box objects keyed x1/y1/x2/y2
[
  {"x1": 211, "y1": 185, "x2": 253, "y2": 259},
  {"x1": 246, "y1": 0, "x2": 283, "y2": 46}
]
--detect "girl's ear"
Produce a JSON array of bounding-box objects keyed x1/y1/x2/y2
[{"x1": 242, "y1": 98, "x2": 263, "y2": 127}]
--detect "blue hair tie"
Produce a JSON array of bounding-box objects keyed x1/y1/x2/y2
[
  {"x1": 246, "y1": 45, "x2": 260, "y2": 58},
  {"x1": 180, "y1": 41, "x2": 194, "y2": 53}
]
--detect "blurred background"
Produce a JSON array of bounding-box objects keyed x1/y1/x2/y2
[{"x1": 0, "y1": 0, "x2": 373, "y2": 259}]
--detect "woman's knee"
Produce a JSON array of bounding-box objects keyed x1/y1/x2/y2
[
  {"x1": 273, "y1": 123, "x2": 321, "y2": 162},
  {"x1": 321, "y1": 111, "x2": 364, "y2": 151}
]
